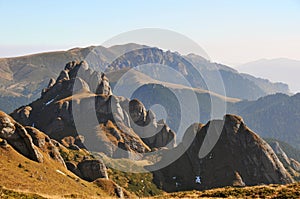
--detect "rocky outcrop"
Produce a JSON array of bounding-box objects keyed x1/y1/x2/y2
[
  {"x1": 128, "y1": 99, "x2": 176, "y2": 150},
  {"x1": 66, "y1": 159, "x2": 108, "y2": 182},
  {"x1": 0, "y1": 110, "x2": 43, "y2": 162},
  {"x1": 290, "y1": 159, "x2": 300, "y2": 172},
  {"x1": 77, "y1": 159, "x2": 108, "y2": 181},
  {"x1": 269, "y1": 141, "x2": 300, "y2": 178},
  {"x1": 10, "y1": 61, "x2": 176, "y2": 158},
  {"x1": 25, "y1": 126, "x2": 66, "y2": 167},
  {"x1": 150, "y1": 114, "x2": 294, "y2": 192},
  {"x1": 0, "y1": 110, "x2": 66, "y2": 167},
  {"x1": 270, "y1": 141, "x2": 291, "y2": 166}
]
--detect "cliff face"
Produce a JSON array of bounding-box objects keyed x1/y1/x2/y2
[{"x1": 150, "y1": 114, "x2": 294, "y2": 192}]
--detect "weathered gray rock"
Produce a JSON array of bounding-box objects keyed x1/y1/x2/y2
[
  {"x1": 45, "y1": 117, "x2": 65, "y2": 137},
  {"x1": 47, "y1": 78, "x2": 56, "y2": 88},
  {"x1": 0, "y1": 114, "x2": 15, "y2": 138},
  {"x1": 10, "y1": 106, "x2": 32, "y2": 126},
  {"x1": 151, "y1": 114, "x2": 294, "y2": 192},
  {"x1": 0, "y1": 111, "x2": 43, "y2": 162},
  {"x1": 26, "y1": 126, "x2": 66, "y2": 167},
  {"x1": 56, "y1": 70, "x2": 70, "y2": 82},
  {"x1": 66, "y1": 161, "x2": 82, "y2": 177},
  {"x1": 95, "y1": 73, "x2": 112, "y2": 95},
  {"x1": 128, "y1": 99, "x2": 176, "y2": 150},
  {"x1": 290, "y1": 158, "x2": 300, "y2": 172},
  {"x1": 89, "y1": 71, "x2": 102, "y2": 93},
  {"x1": 129, "y1": 99, "x2": 147, "y2": 124},
  {"x1": 77, "y1": 159, "x2": 108, "y2": 181},
  {"x1": 269, "y1": 141, "x2": 291, "y2": 166},
  {"x1": 10, "y1": 61, "x2": 162, "y2": 159}
]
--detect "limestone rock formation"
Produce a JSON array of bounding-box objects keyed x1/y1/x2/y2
[
  {"x1": 0, "y1": 110, "x2": 43, "y2": 162},
  {"x1": 270, "y1": 141, "x2": 291, "y2": 166},
  {"x1": 128, "y1": 99, "x2": 176, "y2": 150},
  {"x1": 26, "y1": 126, "x2": 66, "y2": 167},
  {"x1": 269, "y1": 140, "x2": 300, "y2": 178},
  {"x1": 77, "y1": 159, "x2": 109, "y2": 181},
  {"x1": 66, "y1": 159, "x2": 108, "y2": 182},
  {"x1": 290, "y1": 159, "x2": 300, "y2": 172},
  {"x1": 150, "y1": 114, "x2": 294, "y2": 192},
  {"x1": 0, "y1": 110, "x2": 66, "y2": 167},
  {"x1": 11, "y1": 61, "x2": 176, "y2": 158}
]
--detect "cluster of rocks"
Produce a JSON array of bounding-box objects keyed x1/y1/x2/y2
[
  {"x1": 6, "y1": 60, "x2": 298, "y2": 194},
  {"x1": 0, "y1": 109, "x2": 122, "y2": 197},
  {"x1": 0, "y1": 110, "x2": 65, "y2": 166},
  {"x1": 150, "y1": 114, "x2": 294, "y2": 192},
  {"x1": 11, "y1": 60, "x2": 176, "y2": 158}
]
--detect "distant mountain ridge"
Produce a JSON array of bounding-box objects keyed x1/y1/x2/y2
[
  {"x1": 0, "y1": 43, "x2": 290, "y2": 113},
  {"x1": 237, "y1": 58, "x2": 300, "y2": 93}
]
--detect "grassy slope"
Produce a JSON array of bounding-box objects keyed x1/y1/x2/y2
[
  {"x1": 155, "y1": 183, "x2": 300, "y2": 199},
  {"x1": 95, "y1": 152, "x2": 163, "y2": 197},
  {"x1": 0, "y1": 143, "x2": 109, "y2": 199}
]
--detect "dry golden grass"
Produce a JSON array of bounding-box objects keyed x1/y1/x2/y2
[
  {"x1": 153, "y1": 183, "x2": 300, "y2": 199},
  {"x1": 0, "y1": 145, "x2": 110, "y2": 198},
  {"x1": 2, "y1": 143, "x2": 300, "y2": 199}
]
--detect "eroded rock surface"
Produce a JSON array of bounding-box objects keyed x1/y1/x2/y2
[{"x1": 150, "y1": 114, "x2": 294, "y2": 192}]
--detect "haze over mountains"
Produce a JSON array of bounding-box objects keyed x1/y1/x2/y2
[{"x1": 237, "y1": 58, "x2": 300, "y2": 93}]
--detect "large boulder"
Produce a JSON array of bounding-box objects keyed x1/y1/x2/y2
[
  {"x1": 77, "y1": 159, "x2": 108, "y2": 181},
  {"x1": 150, "y1": 114, "x2": 294, "y2": 192}
]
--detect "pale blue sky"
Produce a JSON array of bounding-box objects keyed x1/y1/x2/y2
[{"x1": 0, "y1": 0, "x2": 299, "y2": 65}]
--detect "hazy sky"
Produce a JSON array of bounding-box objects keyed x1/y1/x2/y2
[{"x1": 1, "y1": 0, "x2": 300, "y2": 65}]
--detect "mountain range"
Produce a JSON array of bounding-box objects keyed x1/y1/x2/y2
[
  {"x1": 0, "y1": 44, "x2": 290, "y2": 113},
  {"x1": 0, "y1": 43, "x2": 300, "y2": 198},
  {"x1": 1, "y1": 60, "x2": 298, "y2": 197}
]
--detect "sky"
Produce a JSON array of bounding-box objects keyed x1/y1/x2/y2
[{"x1": 0, "y1": 0, "x2": 300, "y2": 66}]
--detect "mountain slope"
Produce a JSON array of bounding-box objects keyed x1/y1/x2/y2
[
  {"x1": 185, "y1": 54, "x2": 290, "y2": 99},
  {"x1": 231, "y1": 93, "x2": 300, "y2": 149},
  {"x1": 0, "y1": 44, "x2": 145, "y2": 113}
]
